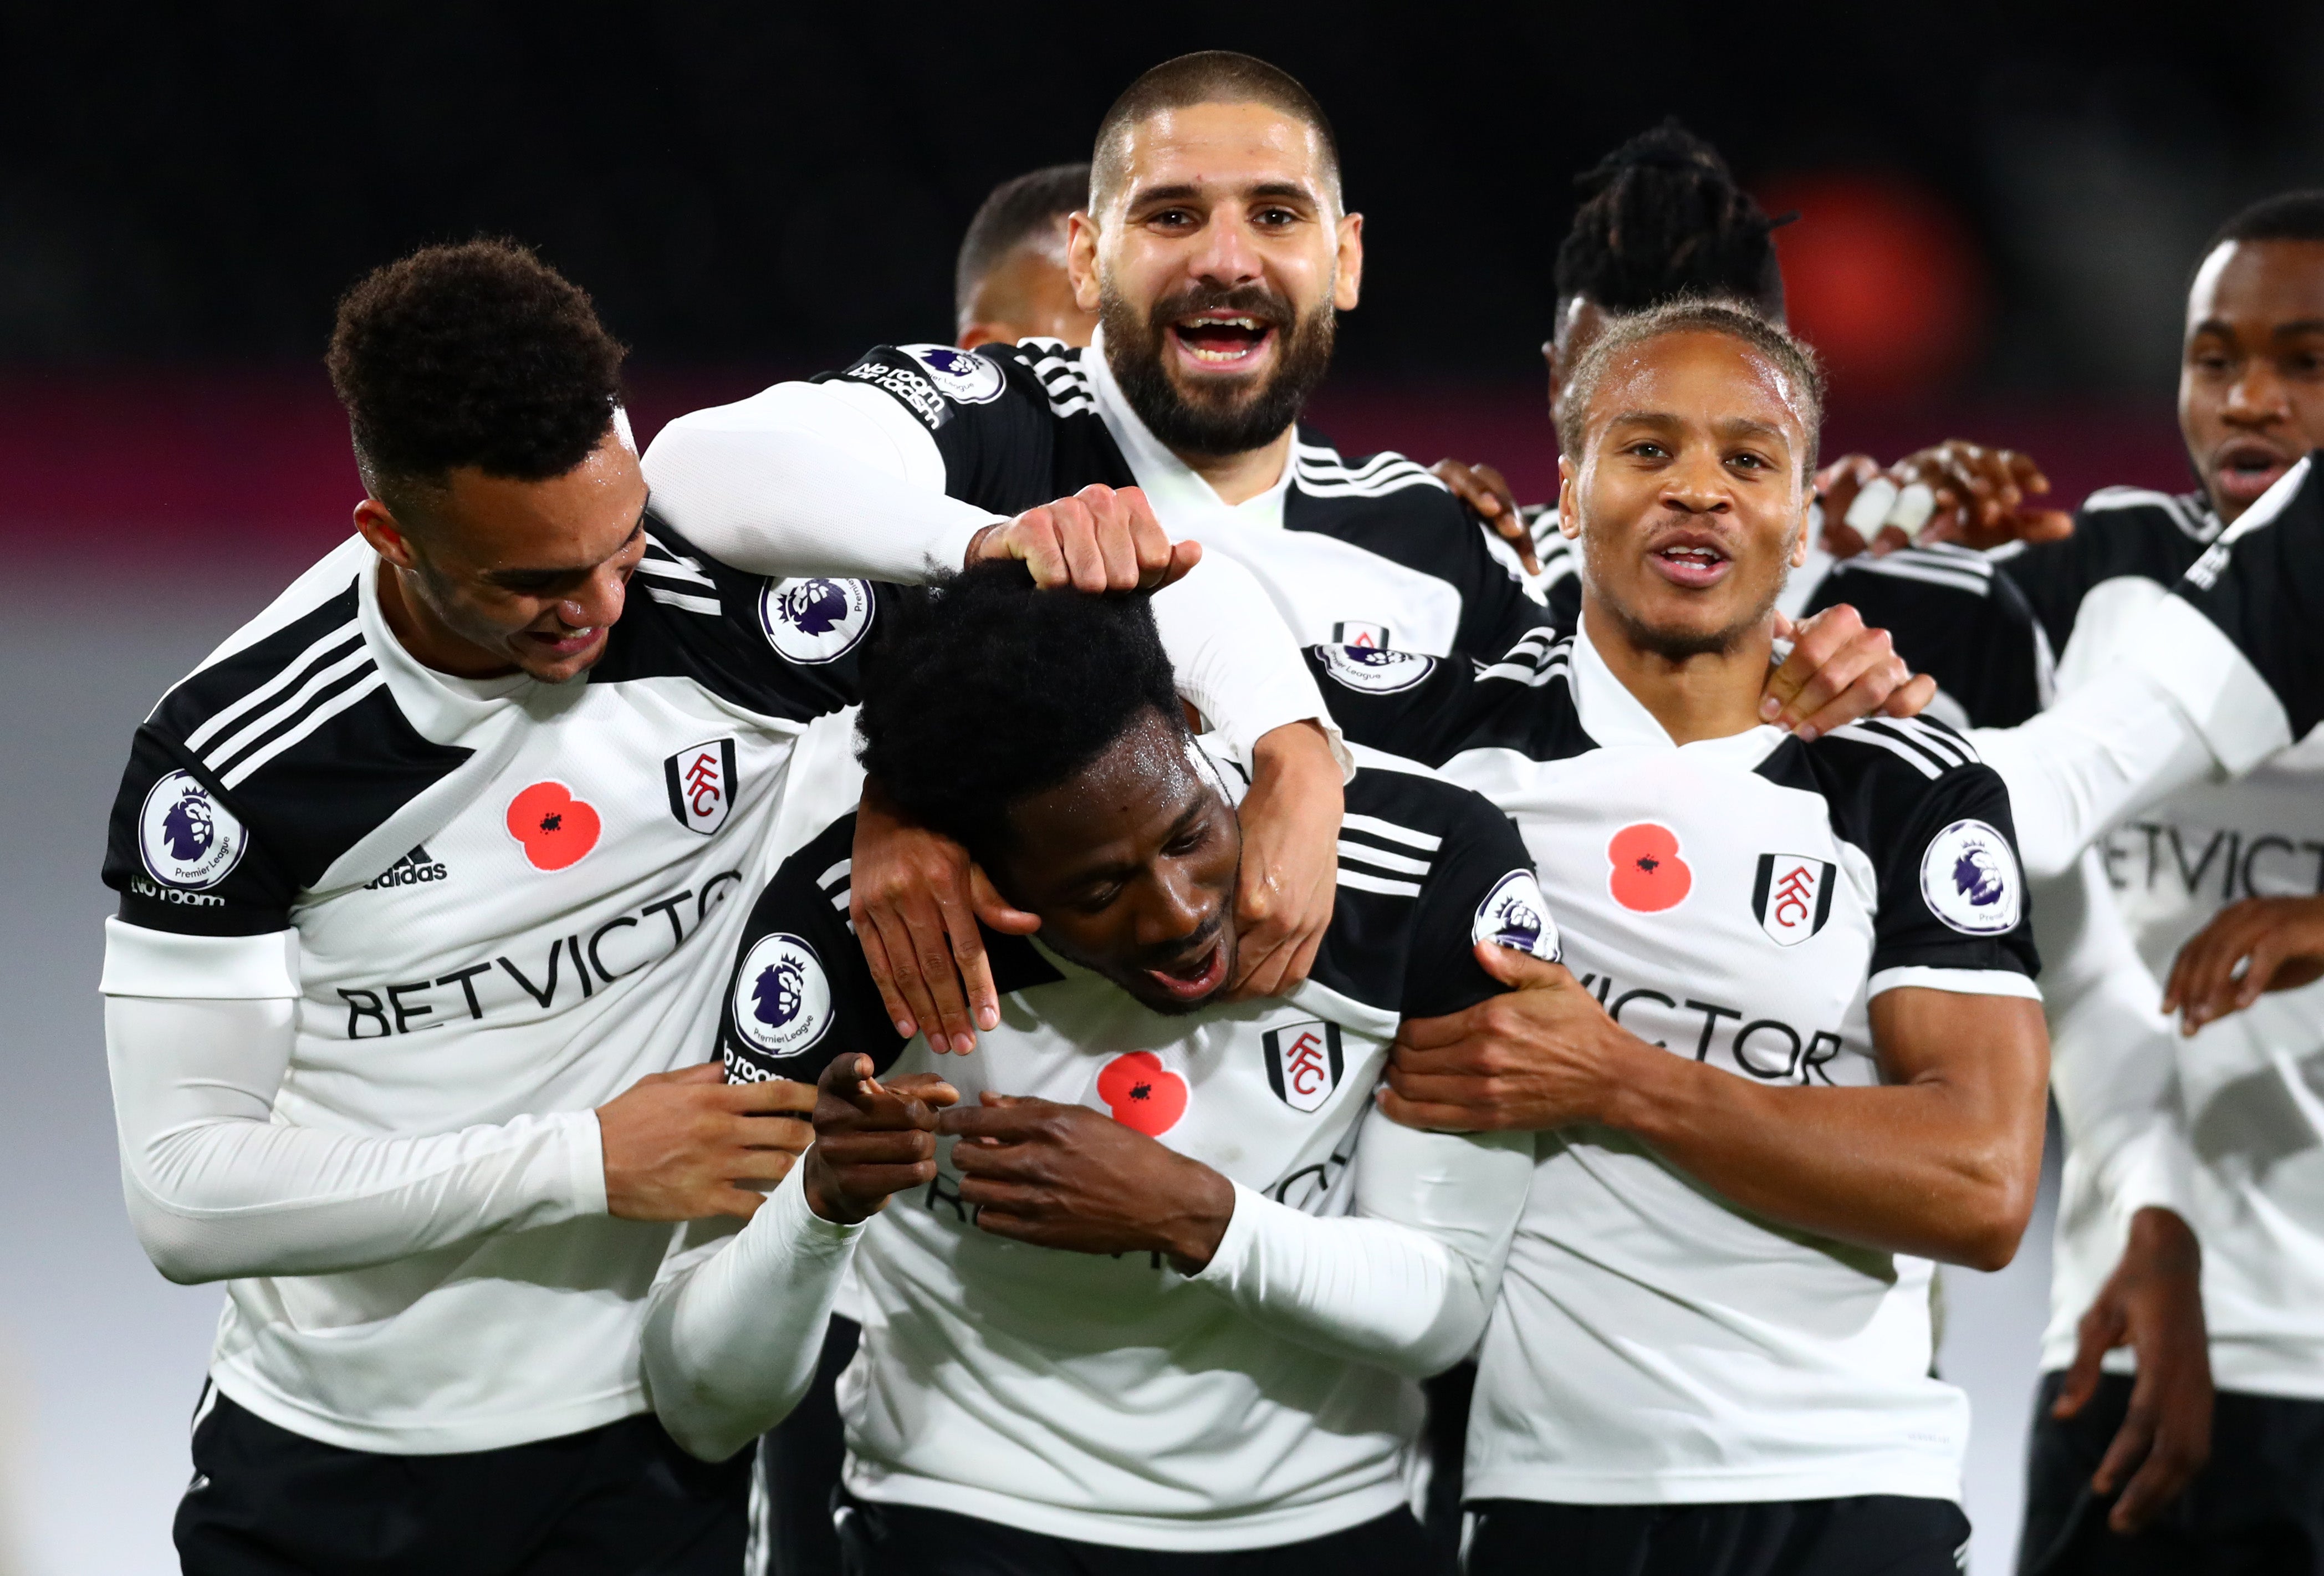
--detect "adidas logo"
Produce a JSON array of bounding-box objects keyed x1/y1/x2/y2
[{"x1": 366, "y1": 844, "x2": 450, "y2": 890}]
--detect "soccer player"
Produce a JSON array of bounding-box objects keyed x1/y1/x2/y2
[
  {"x1": 1305, "y1": 297, "x2": 2052, "y2": 1574},
  {"x1": 99, "y1": 239, "x2": 1344, "y2": 1575},
  {"x1": 642, "y1": 561, "x2": 1555, "y2": 1572},
  {"x1": 954, "y1": 163, "x2": 1101, "y2": 351},
  {"x1": 1434, "y1": 120, "x2": 2055, "y2": 728}
]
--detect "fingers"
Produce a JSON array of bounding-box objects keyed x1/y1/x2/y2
[
  {"x1": 723, "y1": 1078, "x2": 817, "y2": 1117},
  {"x1": 1376, "y1": 1087, "x2": 1489, "y2": 1133},
  {"x1": 855, "y1": 916, "x2": 920, "y2": 1042},
  {"x1": 1434, "y1": 459, "x2": 1538, "y2": 574},
  {"x1": 936, "y1": 878, "x2": 1000, "y2": 1041},
  {"x1": 1791, "y1": 650, "x2": 1918, "y2": 740},
  {"x1": 861, "y1": 898, "x2": 952, "y2": 1050},
  {"x1": 1760, "y1": 604, "x2": 1879, "y2": 736},
  {"x1": 986, "y1": 486, "x2": 1184, "y2": 593},
  {"x1": 937, "y1": 1100, "x2": 1065, "y2": 1143},
  {"x1": 1878, "y1": 672, "x2": 1939, "y2": 721},
  {"x1": 968, "y1": 864, "x2": 1042, "y2": 937},
  {"x1": 2090, "y1": 1376, "x2": 2158, "y2": 1502},
  {"x1": 2055, "y1": 1300, "x2": 2121, "y2": 1420}
]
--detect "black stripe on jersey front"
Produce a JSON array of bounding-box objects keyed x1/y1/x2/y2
[
  {"x1": 1998, "y1": 487, "x2": 2218, "y2": 658},
  {"x1": 105, "y1": 586, "x2": 471, "y2": 936},
  {"x1": 1304, "y1": 635, "x2": 1599, "y2": 769},
  {"x1": 719, "y1": 771, "x2": 1545, "y2": 1083},
  {"x1": 2170, "y1": 452, "x2": 2324, "y2": 738},
  {"x1": 1804, "y1": 545, "x2": 2047, "y2": 728}
]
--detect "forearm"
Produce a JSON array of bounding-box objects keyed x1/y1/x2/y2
[
  {"x1": 106, "y1": 992, "x2": 604, "y2": 1283},
  {"x1": 641, "y1": 382, "x2": 1001, "y2": 582},
  {"x1": 642, "y1": 1165, "x2": 868, "y2": 1460},
  {"x1": 1187, "y1": 1118, "x2": 1531, "y2": 1378},
  {"x1": 1606, "y1": 1036, "x2": 2033, "y2": 1269},
  {"x1": 1153, "y1": 553, "x2": 1350, "y2": 776}
]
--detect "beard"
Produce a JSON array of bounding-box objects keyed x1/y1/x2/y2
[
  {"x1": 1580, "y1": 518, "x2": 1801, "y2": 662},
  {"x1": 1100, "y1": 281, "x2": 1336, "y2": 459}
]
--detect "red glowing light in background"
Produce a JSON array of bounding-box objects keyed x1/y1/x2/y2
[{"x1": 1755, "y1": 173, "x2": 1989, "y2": 400}]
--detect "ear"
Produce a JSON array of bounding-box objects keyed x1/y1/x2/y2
[
  {"x1": 1556, "y1": 455, "x2": 1581, "y2": 540},
  {"x1": 1066, "y1": 211, "x2": 1101, "y2": 315},
  {"x1": 355, "y1": 497, "x2": 421, "y2": 570},
  {"x1": 1332, "y1": 211, "x2": 1365, "y2": 312},
  {"x1": 1790, "y1": 502, "x2": 1813, "y2": 568}
]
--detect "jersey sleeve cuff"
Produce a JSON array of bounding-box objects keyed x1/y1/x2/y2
[
  {"x1": 1867, "y1": 965, "x2": 2042, "y2": 1002},
  {"x1": 563, "y1": 1109, "x2": 609, "y2": 1216},
  {"x1": 99, "y1": 916, "x2": 299, "y2": 999},
  {"x1": 2098, "y1": 1120, "x2": 2197, "y2": 1224},
  {"x1": 1184, "y1": 1179, "x2": 1270, "y2": 1289},
  {"x1": 2134, "y1": 594, "x2": 2294, "y2": 774}
]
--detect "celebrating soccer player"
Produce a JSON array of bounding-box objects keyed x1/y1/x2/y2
[
  {"x1": 98, "y1": 239, "x2": 1346, "y2": 1575},
  {"x1": 643, "y1": 563, "x2": 1557, "y2": 1572},
  {"x1": 953, "y1": 164, "x2": 1101, "y2": 351}
]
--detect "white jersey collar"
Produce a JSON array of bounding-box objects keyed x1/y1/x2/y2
[
  {"x1": 1082, "y1": 327, "x2": 1295, "y2": 535},
  {"x1": 1569, "y1": 619, "x2": 1789, "y2": 767}
]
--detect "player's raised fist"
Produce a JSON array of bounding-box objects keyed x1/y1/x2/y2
[
  {"x1": 801, "y1": 1053, "x2": 959, "y2": 1225},
  {"x1": 969, "y1": 484, "x2": 1202, "y2": 593}
]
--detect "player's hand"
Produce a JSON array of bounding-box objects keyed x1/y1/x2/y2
[
  {"x1": 2054, "y1": 1207, "x2": 2211, "y2": 1533},
  {"x1": 1383, "y1": 944, "x2": 1636, "y2": 1132},
  {"x1": 941, "y1": 1094, "x2": 1235, "y2": 1271},
  {"x1": 851, "y1": 782, "x2": 1039, "y2": 1054},
  {"x1": 2162, "y1": 895, "x2": 2324, "y2": 1035},
  {"x1": 1761, "y1": 604, "x2": 1936, "y2": 741},
  {"x1": 1432, "y1": 458, "x2": 1538, "y2": 574},
  {"x1": 967, "y1": 483, "x2": 1201, "y2": 592},
  {"x1": 1893, "y1": 440, "x2": 2073, "y2": 551},
  {"x1": 1815, "y1": 453, "x2": 1888, "y2": 559},
  {"x1": 1227, "y1": 721, "x2": 1342, "y2": 1001},
  {"x1": 800, "y1": 1053, "x2": 959, "y2": 1226},
  {"x1": 597, "y1": 1062, "x2": 816, "y2": 1222}
]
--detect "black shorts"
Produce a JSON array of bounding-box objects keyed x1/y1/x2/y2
[
  {"x1": 2020, "y1": 1370, "x2": 2324, "y2": 1574},
  {"x1": 175, "y1": 1384, "x2": 752, "y2": 1576},
  {"x1": 832, "y1": 1494, "x2": 1431, "y2": 1576},
  {"x1": 1462, "y1": 1494, "x2": 1969, "y2": 1576},
  {"x1": 758, "y1": 1314, "x2": 861, "y2": 1576}
]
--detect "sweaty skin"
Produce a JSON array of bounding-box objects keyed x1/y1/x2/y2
[{"x1": 2179, "y1": 238, "x2": 2324, "y2": 522}]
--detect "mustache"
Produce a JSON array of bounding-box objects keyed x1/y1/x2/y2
[{"x1": 1133, "y1": 912, "x2": 1227, "y2": 975}]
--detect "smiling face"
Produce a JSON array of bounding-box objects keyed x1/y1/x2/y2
[
  {"x1": 2181, "y1": 238, "x2": 2324, "y2": 522},
  {"x1": 1562, "y1": 329, "x2": 1812, "y2": 661},
  {"x1": 989, "y1": 709, "x2": 1243, "y2": 1016},
  {"x1": 357, "y1": 425, "x2": 650, "y2": 684},
  {"x1": 1071, "y1": 100, "x2": 1362, "y2": 458}
]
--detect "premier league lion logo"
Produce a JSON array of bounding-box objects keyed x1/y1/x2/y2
[
  {"x1": 1318, "y1": 644, "x2": 1436, "y2": 695},
  {"x1": 759, "y1": 576, "x2": 874, "y2": 664},
  {"x1": 161, "y1": 794, "x2": 216, "y2": 862},
  {"x1": 137, "y1": 771, "x2": 247, "y2": 890},
  {"x1": 1473, "y1": 871, "x2": 1561, "y2": 961},
  {"x1": 751, "y1": 956, "x2": 808, "y2": 1031},
  {"x1": 1921, "y1": 819, "x2": 2022, "y2": 935},
  {"x1": 729, "y1": 933, "x2": 834, "y2": 1066},
  {"x1": 907, "y1": 343, "x2": 1006, "y2": 404}
]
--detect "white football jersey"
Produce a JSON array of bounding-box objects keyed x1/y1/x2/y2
[
  {"x1": 1310, "y1": 625, "x2": 2040, "y2": 1506},
  {"x1": 103, "y1": 528, "x2": 933, "y2": 1452},
  {"x1": 717, "y1": 750, "x2": 1557, "y2": 1550}
]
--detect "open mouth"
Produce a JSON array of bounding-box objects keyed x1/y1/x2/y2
[
  {"x1": 1649, "y1": 539, "x2": 1732, "y2": 590},
  {"x1": 1169, "y1": 313, "x2": 1277, "y2": 370},
  {"x1": 1143, "y1": 937, "x2": 1228, "y2": 1001},
  {"x1": 525, "y1": 625, "x2": 604, "y2": 661},
  {"x1": 2211, "y1": 439, "x2": 2296, "y2": 507}
]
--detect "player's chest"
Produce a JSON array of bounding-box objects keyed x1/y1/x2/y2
[
  {"x1": 902, "y1": 990, "x2": 1387, "y2": 1209},
  {"x1": 1199, "y1": 524, "x2": 1466, "y2": 656},
  {"x1": 1456, "y1": 748, "x2": 1881, "y2": 1085},
  {"x1": 2098, "y1": 736, "x2": 2324, "y2": 947},
  {"x1": 293, "y1": 690, "x2": 804, "y2": 1026}
]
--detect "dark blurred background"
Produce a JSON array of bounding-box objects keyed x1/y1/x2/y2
[{"x1": 3, "y1": 7, "x2": 2318, "y2": 1571}]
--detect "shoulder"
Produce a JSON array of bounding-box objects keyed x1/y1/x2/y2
[
  {"x1": 816, "y1": 341, "x2": 1054, "y2": 433},
  {"x1": 2078, "y1": 485, "x2": 2220, "y2": 545},
  {"x1": 1817, "y1": 542, "x2": 2003, "y2": 600},
  {"x1": 1289, "y1": 434, "x2": 1450, "y2": 504},
  {"x1": 1776, "y1": 716, "x2": 2015, "y2": 869}
]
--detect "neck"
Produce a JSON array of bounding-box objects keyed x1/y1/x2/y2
[
  {"x1": 1171, "y1": 424, "x2": 1294, "y2": 507},
  {"x1": 1581, "y1": 595, "x2": 1775, "y2": 746},
  {"x1": 374, "y1": 559, "x2": 517, "y2": 679}
]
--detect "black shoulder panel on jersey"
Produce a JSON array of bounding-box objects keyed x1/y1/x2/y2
[
  {"x1": 102, "y1": 582, "x2": 471, "y2": 937},
  {"x1": 1805, "y1": 545, "x2": 2046, "y2": 728},
  {"x1": 1284, "y1": 429, "x2": 1555, "y2": 662},
  {"x1": 1998, "y1": 488, "x2": 2215, "y2": 657},
  {"x1": 592, "y1": 514, "x2": 890, "y2": 720},
  {"x1": 814, "y1": 340, "x2": 1135, "y2": 518},
  {"x1": 1309, "y1": 758, "x2": 1556, "y2": 1022},
  {"x1": 719, "y1": 814, "x2": 1064, "y2": 1082},
  {"x1": 2169, "y1": 456, "x2": 2324, "y2": 739},
  {"x1": 1308, "y1": 630, "x2": 1596, "y2": 769},
  {"x1": 1761, "y1": 718, "x2": 2040, "y2": 981}
]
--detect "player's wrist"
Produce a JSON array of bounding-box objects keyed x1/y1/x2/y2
[
  {"x1": 1593, "y1": 1027, "x2": 1689, "y2": 1136},
  {"x1": 2123, "y1": 1206, "x2": 2200, "y2": 1276},
  {"x1": 1160, "y1": 1161, "x2": 1238, "y2": 1274},
  {"x1": 801, "y1": 1149, "x2": 878, "y2": 1227}
]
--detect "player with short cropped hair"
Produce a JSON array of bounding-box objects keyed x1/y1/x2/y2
[
  {"x1": 642, "y1": 562, "x2": 1553, "y2": 1573},
  {"x1": 954, "y1": 163, "x2": 1099, "y2": 350},
  {"x1": 1306, "y1": 297, "x2": 2050, "y2": 1574},
  {"x1": 99, "y1": 238, "x2": 1342, "y2": 1576}
]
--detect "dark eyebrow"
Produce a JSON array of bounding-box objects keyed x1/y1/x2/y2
[
  {"x1": 1713, "y1": 416, "x2": 1790, "y2": 445},
  {"x1": 2274, "y1": 319, "x2": 2324, "y2": 338},
  {"x1": 483, "y1": 515, "x2": 645, "y2": 589},
  {"x1": 1126, "y1": 182, "x2": 1202, "y2": 208},
  {"x1": 1245, "y1": 182, "x2": 1319, "y2": 204}
]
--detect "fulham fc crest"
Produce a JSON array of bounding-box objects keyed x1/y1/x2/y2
[
  {"x1": 666, "y1": 738, "x2": 738, "y2": 835},
  {"x1": 1264, "y1": 1020, "x2": 1345, "y2": 1114},
  {"x1": 1753, "y1": 853, "x2": 1836, "y2": 946}
]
